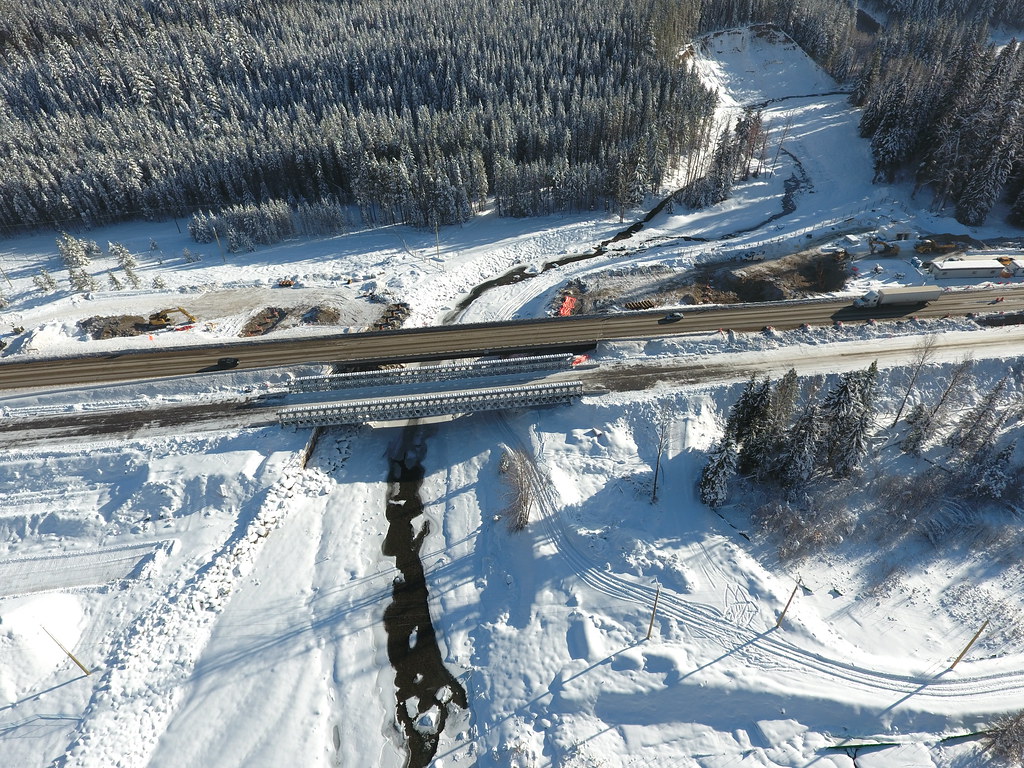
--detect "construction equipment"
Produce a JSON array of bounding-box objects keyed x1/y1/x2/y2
[
  {"x1": 914, "y1": 239, "x2": 958, "y2": 254},
  {"x1": 869, "y1": 236, "x2": 900, "y2": 256},
  {"x1": 148, "y1": 307, "x2": 197, "y2": 328},
  {"x1": 277, "y1": 279, "x2": 295, "y2": 287}
]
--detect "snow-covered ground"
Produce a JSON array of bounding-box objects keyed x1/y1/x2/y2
[{"x1": 3, "y1": 25, "x2": 1024, "y2": 768}]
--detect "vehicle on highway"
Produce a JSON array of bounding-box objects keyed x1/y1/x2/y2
[
  {"x1": 658, "y1": 312, "x2": 684, "y2": 324},
  {"x1": 217, "y1": 357, "x2": 239, "y2": 369},
  {"x1": 853, "y1": 286, "x2": 942, "y2": 308}
]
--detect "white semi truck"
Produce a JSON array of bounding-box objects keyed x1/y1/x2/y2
[{"x1": 854, "y1": 286, "x2": 943, "y2": 307}]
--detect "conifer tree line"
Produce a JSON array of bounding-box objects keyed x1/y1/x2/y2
[
  {"x1": 699, "y1": 365, "x2": 879, "y2": 511},
  {"x1": 853, "y1": 16, "x2": 1024, "y2": 226},
  {"x1": 700, "y1": 355, "x2": 1023, "y2": 560},
  {"x1": 0, "y1": 0, "x2": 859, "y2": 237},
  {"x1": 871, "y1": 0, "x2": 1023, "y2": 28}
]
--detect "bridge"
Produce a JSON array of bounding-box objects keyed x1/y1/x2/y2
[{"x1": 278, "y1": 381, "x2": 585, "y2": 427}]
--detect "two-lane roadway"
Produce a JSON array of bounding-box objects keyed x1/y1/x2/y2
[{"x1": 0, "y1": 287, "x2": 1019, "y2": 391}]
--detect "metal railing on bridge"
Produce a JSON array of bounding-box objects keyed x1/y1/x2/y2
[
  {"x1": 278, "y1": 381, "x2": 584, "y2": 428},
  {"x1": 288, "y1": 354, "x2": 577, "y2": 394}
]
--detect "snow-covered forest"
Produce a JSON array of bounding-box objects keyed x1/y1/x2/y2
[
  {"x1": 855, "y1": 26, "x2": 1024, "y2": 226},
  {"x1": 2, "y1": 0, "x2": 1022, "y2": 238},
  {"x1": 871, "y1": 0, "x2": 1023, "y2": 27},
  {"x1": 0, "y1": 0, "x2": 860, "y2": 236},
  {"x1": 6, "y1": 11, "x2": 1024, "y2": 765},
  {"x1": 701, "y1": 354, "x2": 1024, "y2": 567}
]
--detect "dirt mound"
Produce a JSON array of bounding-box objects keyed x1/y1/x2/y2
[
  {"x1": 79, "y1": 315, "x2": 146, "y2": 340},
  {"x1": 240, "y1": 307, "x2": 287, "y2": 337},
  {"x1": 571, "y1": 247, "x2": 848, "y2": 313},
  {"x1": 302, "y1": 306, "x2": 341, "y2": 325},
  {"x1": 720, "y1": 250, "x2": 847, "y2": 300}
]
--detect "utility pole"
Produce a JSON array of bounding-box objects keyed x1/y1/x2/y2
[
  {"x1": 42, "y1": 626, "x2": 91, "y2": 676},
  {"x1": 775, "y1": 582, "x2": 800, "y2": 629},
  {"x1": 951, "y1": 619, "x2": 989, "y2": 669},
  {"x1": 769, "y1": 118, "x2": 792, "y2": 178},
  {"x1": 646, "y1": 584, "x2": 662, "y2": 640}
]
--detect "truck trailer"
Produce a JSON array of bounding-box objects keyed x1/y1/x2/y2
[{"x1": 854, "y1": 286, "x2": 943, "y2": 307}]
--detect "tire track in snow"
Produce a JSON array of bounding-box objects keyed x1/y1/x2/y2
[{"x1": 491, "y1": 413, "x2": 1024, "y2": 715}]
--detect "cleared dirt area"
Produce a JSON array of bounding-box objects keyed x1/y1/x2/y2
[
  {"x1": 76, "y1": 302, "x2": 353, "y2": 341},
  {"x1": 78, "y1": 315, "x2": 148, "y2": 340},
  {"x1": 567, "y1": 248, "x2": 849, "y2": 314},
  {"x1": 241, "y1": 306, "x2": 288, "y2": 336}
]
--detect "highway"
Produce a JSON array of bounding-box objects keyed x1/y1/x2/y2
[
  {"x1": 0, "y1": 286, "x2": 1019, "y2": 391},
  {"x1": 3, "y1": 306, "x2": 1024, "y2": 449}
]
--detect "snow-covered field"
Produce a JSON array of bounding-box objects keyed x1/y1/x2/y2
[{"x1": 3, "y1": 25, "x2": 1024, "y2": 768}]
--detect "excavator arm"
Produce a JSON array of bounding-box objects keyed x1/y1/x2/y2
[{"x1": 148, "y1": 307, "x2": 197, "y2": 327}]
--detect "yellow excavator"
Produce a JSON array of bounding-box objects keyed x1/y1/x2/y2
[
  {"x1": 868, "y1": 236, "x2": 900, "y2": 256},
  {"x1": 148, "y1": 307, "x2": 197, "y2": 328}
]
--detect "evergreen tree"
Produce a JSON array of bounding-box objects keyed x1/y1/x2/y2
[
  {"x1": 973, "y1": 440, "x2": 1016, "y2": 499},
  {"x1": 68, "y1": 267, "x2": 98, "y2": 293},
  {"x1": 32, "y1": 268, "x2": 59, "y2": 294},
  {"x1": 777, "y1": 403, "x2": 822, "y2": 490},
  {"x1": 821, "y1": 364, "x2": 877, "y2": 477},
  {"x1": 772, "y1": 368, "x2": 800, "y2": 428},
  {"x1": 57, "y1": 233, "x2": 91, "y2": 270},
  {"x1": 947, "y1": 376, "x2": 1009, "y2": 459},
  {"x1": 109, "y1": 241, "x2": 142, "y2": 288},
  {"x1": 901, "y1": 402, "x2": 931, "y2": 456},
  {"x1": 699, "y1": 437, "x2": 738, "y2": 509},
  {"x1": 725, "y1": 376, "x2": 770, "y2": 445}
]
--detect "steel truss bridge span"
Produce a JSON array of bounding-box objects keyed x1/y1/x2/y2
[
  {"x1": 288, "y1": 353, "x2": 577, "y2": 394},
  {"x1": 278, "y1": 381, "x2": 585, "y2": 427}
]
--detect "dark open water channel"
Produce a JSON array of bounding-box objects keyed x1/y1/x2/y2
[{"x1": 382, "y1": 429, "x2": 467, "y2": 767}]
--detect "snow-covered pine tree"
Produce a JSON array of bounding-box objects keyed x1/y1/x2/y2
[
  {"x1": 947, "y1": 376, "x2": 1010, "y2": 459},
  {"x1": 972, "y1": 440, "x2": 1016, "y2": 499},
  {"x1": 901, "y1": 402, "x2": 931, "y2": 456},
  {"x1": 821, "y1": 364, "x2": 877, "y2": 477},
  {"x1": 109, "y1": 242, "x2": 142, "y2": 288},
  {"x1": 772, "y1": 368, "x2": 800, "y2": 427},
  {"x1": 725, "y1": 376, "x2": 768, "y2": 445},
  {"x1": 699, "y1": 437, "x2": 738, "y2": 509},
  {"x1": 741, "y1": 374, "x2": 795, "y2": 480},
  {"x1": 832, "y1": 409, "x2": 872, "y2": 478},
  {"x1": 777, "y1": 403, "x2": 822, "y2": 490},
  {"x1": 32, "y1": 268, "x2": 58, "y2": 294},
  {"x1": 68, "y1": 267, "x2": 97, "y2": 294},
  {"x1": 56, "y1": 233, "x2": 91, "y2": 270}
]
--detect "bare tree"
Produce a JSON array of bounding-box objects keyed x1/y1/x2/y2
[
  {"x1": 651, "y1": 400, "x2": 677, "y2": 503},
  {"x1": 984, "y1": 709, "x2": 1024, "y2": 766},
  {"x1": 931, "y1": 355, "x2": 974, "y2": 425},
  {"x1": 892, "y1": 334, "x2": 938, "y2": 427},
  {"x1": 901, "y1": 356, "x2": 973, "y2": 454},
  {"x1": 498, "y1": 448, "x2": 535, "y2": 532}
]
